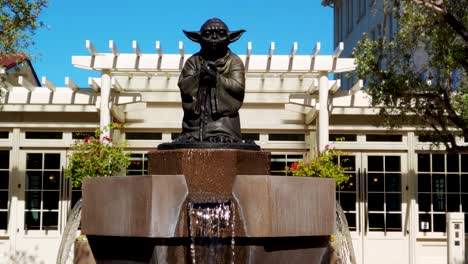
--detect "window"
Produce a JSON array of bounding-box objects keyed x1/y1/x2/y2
[
  {"x1": 270, "y1": 154, "x2": 303, "y2": 176},
  {"x1": 72, "y1": 132, "x2": 94, "y2": 140},
  {"x1": 0, "y1": 151, "x2": 9, "y2": 230},
  {"x1": 25, "y1": 153, "x2": 62, "y2": 231},
  {"x1": 268, "y1": 134, "x2": 305, "y2": 141},
  {"x1": 25, "y1": 132, "x2": 62, "y2": 140},
  {"x1": 417, "y1": 153, "x2": 468, "y2": 232},
  {"x1": 126, "y1": 153, "x2": 148, "y2": 176},
  {"x1": 0, "y1": 132, "x2": 8, "y2": 139},
  {"x1": 366, "y1": 134, "x2": 402, "y2": 142},
  {"x1": 242, "y1": 133, "x2": 260, "y2": 141},
  {"x1": 367, "y1": 155, "x2": 402, "y2": 232},
  {"x1": 329, "y1": 134, "x2": 357, "y2": 142},
  {"x1": 336, "y1": 155, "x2": 357, "y2": 231},
  {"x1": 125, "y1": 132, "x2": 162, "y2": 140}
]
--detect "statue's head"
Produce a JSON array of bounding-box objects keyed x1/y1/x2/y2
[{"x1": 183, "y1": 18, "x2": 245, "y2": 57}]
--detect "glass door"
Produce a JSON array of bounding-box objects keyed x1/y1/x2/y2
[{"x1": 336, "y1": 153, "x2": 410, "y2": 264}]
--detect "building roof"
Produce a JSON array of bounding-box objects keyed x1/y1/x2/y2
[
  {"x1": 0, "y1": 54, "x2": 28, "y2": 69},
  {"x1": 0, "y1": 54, "x2": 41, "y2": 87}
]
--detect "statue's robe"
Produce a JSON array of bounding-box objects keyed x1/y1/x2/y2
[{"x1": 178, "y1": 50, "x2": 245, "y2": 142}]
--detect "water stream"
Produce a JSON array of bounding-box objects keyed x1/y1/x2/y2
[
  {"x1": 56, "y1": 199, "x2": 82, "y2": 264},
  {"x1": 188, "y1": 200, "x2": 236, "y2": 264},
  {"x1": 332, "y1": 202, "x2": 356, "y2": 264}
]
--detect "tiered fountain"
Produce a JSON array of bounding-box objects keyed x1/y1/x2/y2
[{"x1": 80, "y1": 19, "x2": 336, "y2": 264}]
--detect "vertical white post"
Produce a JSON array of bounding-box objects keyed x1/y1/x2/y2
[
  {"x1": 318, "y1": 73, "x2": 329, "y2": 151},
  {"x1": 100, "y1": 70, "x2": 111, "y2": 140},
  {"x1": 447, "y1": 213, "x2": 465, "y2": 264}
]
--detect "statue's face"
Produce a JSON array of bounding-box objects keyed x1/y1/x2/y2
[{"x1": 199, "y1": 20, "x2": 229, "y2": 53}]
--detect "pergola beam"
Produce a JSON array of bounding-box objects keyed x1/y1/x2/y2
[
  {"x1": 109, "y1": 40, "x2": 119, "y2": 56},
  {"x1": 132, "y1": 40, "x2": 141, "y2": 57},
  {"x1": 88, "y1": 77, "x2": 101, "y2": 92},
  {"x1": 86, "y1": 40, "x2": 97, "y2": 56},
  {"x1": 351, "y1": 79, "x2": 363, "y2": 94},
  {"x1": 156, "y1": 41, "x2": 163, "y2": 57},
  {"x1": 178, "y1": 41, "x2": 184, "y2": 57},
  {"x1": 65, "y1": 77, "x2": 79, "y2": 92},
  {"x1": 333, "y1": 42, "x2": 344, "y2": 59},
  {"x1": 41, "y1": 76, "x2": 56, "y2": 92},
  {"x1": 112, "y1": 77, "x2": 123, "y2": 92},
  {"x1": 18, "y1": 76, "x2": 36, "y2": 91}
]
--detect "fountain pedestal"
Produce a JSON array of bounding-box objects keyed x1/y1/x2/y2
[{"x1": 81, "y1": 149, "x2": 336, "y2": 263}]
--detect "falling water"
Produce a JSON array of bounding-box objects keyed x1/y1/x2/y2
[
  {"x1": 56, "y1": 199, "x2": 82, "y2": 264},
  {"x1": 332, "y1": 202, "x2": 356, "y2": 264},
  {"x1": 188, "y1": 200, "x2": 236, "y2": 264}
]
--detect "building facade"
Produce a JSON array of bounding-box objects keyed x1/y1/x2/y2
[{"x1": 323, "y1": 0, "x2": 467, "y2": 263}]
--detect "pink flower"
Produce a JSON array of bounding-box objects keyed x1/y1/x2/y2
[
  {"x1": 84, "y1": 137, "x2": 90, "y2": 143},
  {"x1": 291, "y1": 162, "x2": 298, "y2": 171},
  {"x1": 103, "y1": 136, "x2": 111, "y2": 141}
]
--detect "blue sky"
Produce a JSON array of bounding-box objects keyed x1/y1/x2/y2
[{"x1": 32, "y1": 1, "x2": 333, "y2": 87}]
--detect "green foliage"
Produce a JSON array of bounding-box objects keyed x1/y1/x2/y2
[
  {"x1": 285, "y1": 145, "x2": 351, "y2": 188},
  {"x1": 353, "y1": 0, "x2": 468, "y2": 152},
  {"x1": 0, "y1": 0, "x2": 47, "y2": 55},
  {"x1": 65, "y1": 124, "x2": 131, "y2": 187}
]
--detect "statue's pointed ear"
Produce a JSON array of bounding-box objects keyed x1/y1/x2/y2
[
  {"x1": 229, "y1": 30, "x2": 246, "y2": 43},
  {"x1": 183, "y1": 30, "x2": 201, "y2": 43}
]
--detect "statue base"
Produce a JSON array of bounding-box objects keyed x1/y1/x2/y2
[{"x1": 157, "y1": 141, "x2": 260, "y2": 150}]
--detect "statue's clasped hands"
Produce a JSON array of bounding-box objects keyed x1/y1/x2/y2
[{"x1": 200, "y1": 61, "x2": 217, "y2": 83}]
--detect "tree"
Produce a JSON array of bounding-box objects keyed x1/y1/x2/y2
[
  {"x1": 353, "y1": 0, "x2": 468, "y2": 152},
  {"x1": 0, "y1": 0, "x2": 47, "y2": 55}
]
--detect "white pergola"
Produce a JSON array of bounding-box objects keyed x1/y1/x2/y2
[{"x1": 1, "y1": 40, "x2": 361, "y2": 150}]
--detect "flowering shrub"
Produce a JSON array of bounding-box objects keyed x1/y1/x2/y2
[
  {"x1": 285, "y1": 145, "x2": 351, "y2": 187},
  {"x1": 65, "y1": 123, "x2": 131, "y2": 187}
]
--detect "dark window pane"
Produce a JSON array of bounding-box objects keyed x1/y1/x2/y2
[
  {"x1": 338, "y1": 193, "x2": 356, "y2": 211},
  {"x1": 43, "y1": 191, "x2": 59, "y2": 210},
  {"x1": 418, "y1": 194, "x2": 431, "y2": 212},
  {"x1": 366, "y1": 134, "x2": 402, "y2": 142},
  {"x1": 368, "y1": 156, "x2": 383, "y2": 171},
  {"x1": 25, "y1": 132, "x2": 62, "y2": 139},
  {"x1": 125, "y1": 132, "x2": 162, "y2": 140},
  {"x1": 462, "y1": 155, "x2": 468, "y2": 172},
  {"x1": 419, "y1": 213, "x2": 431, "y2": 232},
  {"x1": 462, "y1": 175, "x2": 468, "y2": 192},
  {"x1": 418, "y1": 154, "x2": 430, "y2": 172},
  {"x1": 432, "y1": 174, "x2": 445, "y2": 193},
  {"x1": 329, "y1": 134, "x2": 357, "y2": 141},
  {"x1": 433, "y1": 193, "x2": 446, "y2": 212},
  {"x1": 433, "y1": 214, "x2": 446, "y2": 232},
  {"x1": 386, "y1": 193, "x2": 401, "y2": 211},
  {"x1": 418, "y1": 174, "x2": 431, "y2": 192},
  {"x1": 126, "y1": 171, "x2": 144, "y2": 176},
  {"x1": 386, "y1": 213, "x2": 401, "y2": 231},
  {"x1": 25, "y1": 191, "x2": 41, "y2": 210},
  {"x1": 386, "y1": 173, "x2": 401, "y2": 192},
  {"x1": 128, "y1": 158, "x2": 144, "y2": 170},
  {"x1": 0, "y1": 191, "x2": 8, "y2": 209},
  {"x1": 27, "y1": 154, "x2": 42, "y2": 169},
  {"x1": 447, "y1": 154, "x2": 460, "y2": 172},
  {"x1": 44, "y1": 154, "x2": 60, "y2": 169},
  {"x1": 462, "y1": 194, "x2": 468, "y2": 212},
  {"x1": 268, "y1": 134, "x2": 305, "y2": 141},
  {"x1": 368, "y1": 173, "x2": 384, "y2": 192},
  {"x1": 43, "y1": 171, "x2": 60, "y2": 190},
  {"x1": 270, "y1": 162, "x2": 286, "y2": 172},
  {"x1": 341, "y1": 156, "x2": 356, "y2": 171},
  {"x1": 345, "y1": 213, "x2": 356, "y2": 231},
  {"x1": 341, "y1": 173, "x2": 356, "y2": 191},
  {"x1": 0, "y1": 171, "x2": 9, "y2": 189},
  {"x1": 368, "y1": 213, "x2": 385, "y2": 231},
  {"x1": 0, "y1": 212, "x2": 7, "y2": 229},
  {"x1": 432, "y1": 154, "x2": 445, "y2": 172},
  {"x1": 447, "y1": 174, "x2": 460, "y2": 193},
  {"x1": 447, "y1": 194, "x2": 460, "y2": 212},
  {"x1": 0, "y1": 132, "x2": 8, "y2": 139},
  {"x1": 26, "y1": 171, "x2": 42, "y2": 190},
  {"x1": 25, "y1": 212, "x2": 41, "y2": 230},
  {"x1": 0, "y1": 151, "x2": 9, "y2": 169},
  {"x1": 43, "y1": 212, "x2": 58, "y2": 230},
  {"x1": 385, "y1": 156, "x2": 400, "y2": 172},
  {"x1": 368, "y1": 193, "x2": 384, "y2": 211},
  {"x1": 242, "y1": 133, "x2": 260, "y2": 141}
]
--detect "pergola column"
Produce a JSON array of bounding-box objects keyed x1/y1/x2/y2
[
  {"x1": 100, "y1": 70, "x2": 111, "y2": 140},
  {"x1": 318, "y1": 72, "x2": 329, "y2": 151}
]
